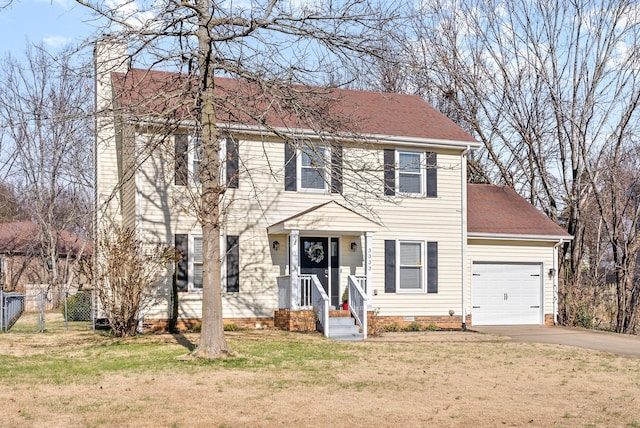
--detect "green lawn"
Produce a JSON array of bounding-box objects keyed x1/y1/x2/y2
[{"x1": 0, "y1": 329, "x2": 639, "y2": 427}]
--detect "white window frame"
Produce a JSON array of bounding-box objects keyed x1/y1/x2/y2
[
  {"x1": 189, "y1": 234, "x2": 203, "y2": 292},
  {"x1": 187, "y1": 234, "x2": 237, "y2": 293},
  {"x1": 188, "y1": 134, "x2": 227, "y2": 185},
  {"x1": 396, "y1": 150, "x2": 425, "y2": 196},
  {"x1": 397, "y1": 240, "x2": 425, "y2": 293},
  {"x1": 297, "y1": 145, "x2": 330, "y2": 192}
]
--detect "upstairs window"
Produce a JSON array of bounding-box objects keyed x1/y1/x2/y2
[
  {"x1": 384, "y1": 149, "x2": 437, "y2": 197},
  {"x1": 191, "y1": 135, "x2": 202, "y2": 183},
  {"x1": 285, "y1": 142, "x2": 342, "y2": 193},
  {"x1": 174, "y1": 133, "x2": 238, "y2": 188},
  {"x1": 398, "y1": 151, "x2": 423, "y2": 194},
  {"x1": 299, "y1": 146, "x2": 328, "y2": 190}
]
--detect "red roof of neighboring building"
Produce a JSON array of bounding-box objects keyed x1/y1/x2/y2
[
  {"x1": 467, "y1": 184, "x2": 571, "y2": 239},
  {"x1": 111, "y1": 68, "x2": 478, "y2": 143},
  {"x1": 0, "y1": 222, "x2": 91, "y2": 256}
]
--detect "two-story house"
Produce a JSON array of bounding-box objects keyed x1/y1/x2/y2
[{"x1": 94, "y1": 39, "x2": 570, "y2": 338}]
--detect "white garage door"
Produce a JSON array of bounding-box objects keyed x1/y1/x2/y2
[{"x1": 472, "y1": 263, "x2": 542, "y2": 325}]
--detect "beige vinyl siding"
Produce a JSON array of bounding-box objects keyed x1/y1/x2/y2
[
  {"x1": 120, "y1": 126, "x2": 138, "y2": 232},
  {"x1": 95, "y1": 43, "x2": 127, "y2": 230},
  {"x1": 132, "y1": 132, "x2": 466, "y2": 320},
  {"x1": 95, "y1": 117, "x2": 123, "y2": 227},
  {"x1": 467, "y1": 239, "x2": 556, "y2": 320}
]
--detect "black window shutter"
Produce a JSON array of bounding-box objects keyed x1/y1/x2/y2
[
  {"x1": 426, "y1": 151, "x2": 437, "y2": 197},
  {"x1": 427, "y1": 241, "x2": 438, "y2": 293},
  {"x1": 384, "y1": 240, "x2": 396, "y2": 293},
  {"x1": 175, "y1": 234, "x2": 188, "y2": 292},
  {"x1": 284, "y1": 142, "x2": 297, "y2": 191},
  {"x1": 175, "y1": 134, "x2": 188, "y2": 186},
  {"x1": 226, "y1": 235, "x2": 240, "y2": 292},
  {"x1": 331, "y1": 144, "x2": 343, "y2": 194},
  {"x1": 226, "y1": 136, "x2": 239, "y2": 189},
  {"x1": 384, "y1": 149, "x2": 395, "y2": 196}
]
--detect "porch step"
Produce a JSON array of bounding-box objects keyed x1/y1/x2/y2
[{"x1": 327, "y1": 316, "x2": 364, "y2": 341}]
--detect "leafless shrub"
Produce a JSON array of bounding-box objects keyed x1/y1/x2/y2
[{"x1": 92, "y1": 226, "x2": 179, "y2": 337}]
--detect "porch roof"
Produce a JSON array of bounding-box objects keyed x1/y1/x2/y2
[{"x1": 267, "y1": 201, "x2": 379, "y2": 235}]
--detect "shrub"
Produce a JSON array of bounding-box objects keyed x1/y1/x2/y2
[
  {"x1": 224, "y1": 323, "x2": 243, "y2": 332},
  {"x1": 382, "y1": 323, "x2": 402, "y2": 332},
  {"x1": 427, "y1": 323, "x2": 439, "y2": 331},
  {"x1": 92, "y1": 226, "x2": 181, "y2": 337},
  {"x1": 404, "y1": 322, "x2": 423, "y2": 332},
  {"x1": 63, "y1": 292, "x2": 92, "y2": 321},
  {"x1": 576, "y1": 304, "x2": 594, "y2": 329}
]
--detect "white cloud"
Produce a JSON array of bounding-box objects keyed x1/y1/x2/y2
[
  {"x1": 43, "y1": 35, "x2": 72, "y2": 48},
  {"x1": 105, "y1": 0, "x2": 157, "y2": 30}
]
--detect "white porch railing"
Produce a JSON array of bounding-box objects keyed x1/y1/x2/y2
[
  {"x1": 348, "y1": 275, "x2": 368, "y2": 340},
  {"x1": 354, "y1": 275, "x2": 367, "y2": 295},
  {"x1": 307, "y1": 275, "x2": 330, "y2": 338},
  {"x1": 277, "y1": 274, "x2": 330, "y2": 337}
]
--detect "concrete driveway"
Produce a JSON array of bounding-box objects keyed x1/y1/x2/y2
[{"x1": 472, "y1": 325, "x2": 640, "y2": 358}]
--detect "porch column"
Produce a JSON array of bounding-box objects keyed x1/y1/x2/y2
[
  {"x1": 290, "y1": 230, "x2": 300, "y2": 309},
  {"x1": 365, "y1": 231, "x2": 373, "y2": 307}
]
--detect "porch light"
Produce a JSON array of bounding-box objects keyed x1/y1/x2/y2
[
  {"x1": 350, "y1": 242, "x2": 357, "y2": 252},
  {"x1": 548, "y1": 268, "x2": 556, "y2": 278},
  {"x1": 272, "y1": 240, "x2": 280, "y2": 251}
]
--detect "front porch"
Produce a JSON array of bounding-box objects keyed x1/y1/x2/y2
[
  {"x1": 275, "y1": 273, "x2": 371, "y2": 340},
  {"x1": 267, "y1": 201, "x2": 379, "y2": 340}
]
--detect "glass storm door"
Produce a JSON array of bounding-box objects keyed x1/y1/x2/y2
[{"x1": 300, "y1": 237, "x2": 329, "y2": 296}]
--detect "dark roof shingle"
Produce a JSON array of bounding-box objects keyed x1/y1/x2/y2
[
  {"x1": 111, "y1": 68, "x2": 478, "y2": 143},
  {"x1": 467, "y1": 184, "x2": 571, "y2": 239}
]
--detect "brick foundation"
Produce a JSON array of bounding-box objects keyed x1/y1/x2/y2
[
  {"x1": 273, "y1": 309, "x2": 318, "y2": 332},
  {"x1": 545, "y1": 314, "x2": 554, "y2": 326},
  {"x1": 370, "y1": 314, "x2": 471, "y2": 334},
  {"x1": 274, "y1": 310, "x2": 472, "y2": 335},
  {"x1": 141, "y1": 311, "x2": 555, "y2": 334}
]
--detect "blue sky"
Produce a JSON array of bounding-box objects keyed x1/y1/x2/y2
[{"x1": 0, "y1": 0, "x2": 99, "y2": 56}]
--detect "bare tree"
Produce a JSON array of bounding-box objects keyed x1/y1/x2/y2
[
  {"x1": 78, "y1": 0, "x2": 399, "y2": 357},
  {"x1": 0, "y1": 45, "x2": 94, "y2": 289},
  {"x1": 0, "y1": 181, "x2": 27, "y2": 222},
  {"x1": 406, "y1": 0, "x2": 640, "y2": 331},
  {"x1": 92, "y1": 225, "x2": 179, "y2": 337}
]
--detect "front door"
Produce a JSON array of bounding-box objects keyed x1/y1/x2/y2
[{"x1": 300, "y1": 237, "x2": 329, "y2": 297}]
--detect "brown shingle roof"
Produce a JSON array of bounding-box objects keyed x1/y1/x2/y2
[
  {"x1": 111, "y1": 68, "x2": 478, "y2": 143},
  {"x1": 467, "y1": 184, "x2": 571, "y2": 239},
  {"x1": 0, "y1": 222, "x2": 91, "y2": 256}
]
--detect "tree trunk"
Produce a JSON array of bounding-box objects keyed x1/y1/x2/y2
[
  {"x1": 191, "y1": 1, "x2": 231, "y2": 358},
  {"x1": 192, "y1": 220, "x2": 230, "y2": 357}
]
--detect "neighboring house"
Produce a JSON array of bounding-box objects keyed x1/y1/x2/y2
[
  {"x1": 0, "y1": 221, "x2": 90, "y2": 292},
  {"x1": 94, "y1": 39, "x2": 571, "y2": 336}
]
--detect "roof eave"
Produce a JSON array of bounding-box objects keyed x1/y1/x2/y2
[
  {"x1": 468, "y1": 232, "x2": 573, "y2": 242},
  {"x1": 125, "y1": 117, "x2": 481, "y2": 150}
]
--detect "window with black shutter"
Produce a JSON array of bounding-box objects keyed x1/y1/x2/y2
[
  {"x1": 174, "y1": 234, "x2": 188, "y2": 292},
  {"x1": 226, "y1": 235, "x2": 240, "y2": 292}
]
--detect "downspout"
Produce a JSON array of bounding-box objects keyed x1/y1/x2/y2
[
  {"x1": 553, "y1": 239, "x2": 564, "y2": 325},
  {"x1": 461, "y1": 145, "x2": 471, "y2": 331}
]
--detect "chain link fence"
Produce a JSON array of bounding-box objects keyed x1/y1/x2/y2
[{"x1": 2, "y1": 288, "x2": 96, "y2": 333}]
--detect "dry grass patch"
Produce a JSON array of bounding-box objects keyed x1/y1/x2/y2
[{"x1": 0, "y1": 329, "x2": 639, "y2": 427}]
